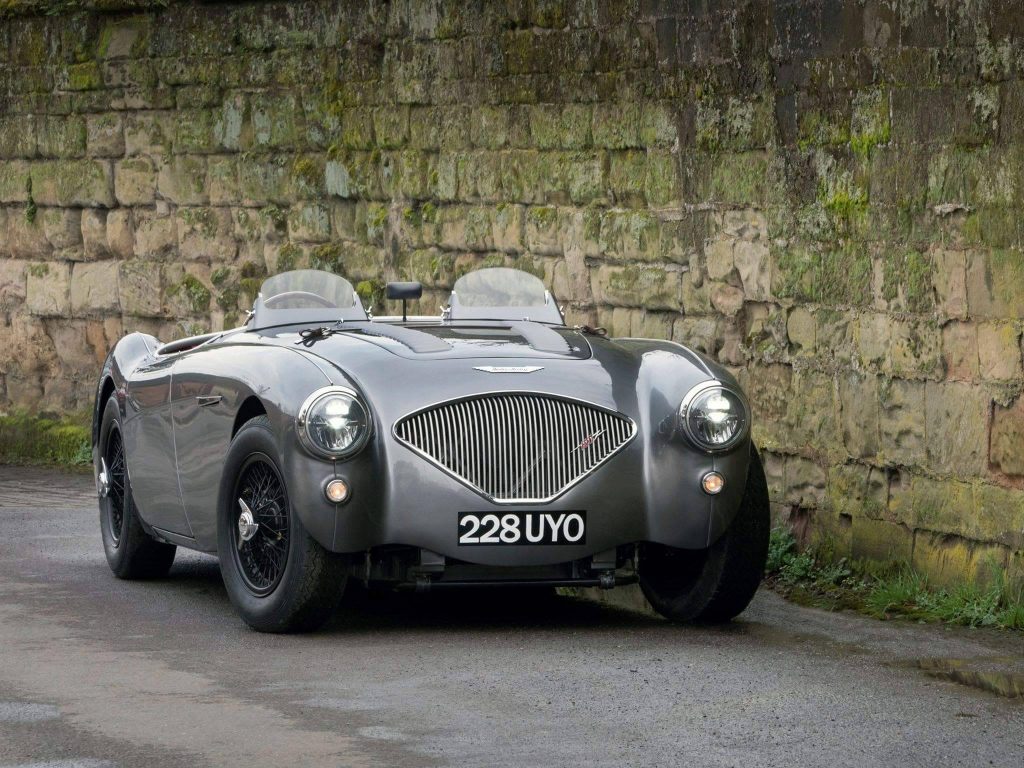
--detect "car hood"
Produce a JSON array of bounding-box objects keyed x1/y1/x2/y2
[{"x1": 244, "y1": 320, "x2": 726, "y2": 426}]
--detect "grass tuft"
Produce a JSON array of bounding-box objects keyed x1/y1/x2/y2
[
  {"x1": 766, "y1": 528, "x2": 1023, "y2": 631},
  {"x1": 0, "y1": 411, "x2": 91, "y2": 467}
]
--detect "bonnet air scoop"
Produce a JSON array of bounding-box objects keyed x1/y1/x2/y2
[{"x1": 506, "y1": 322, "x2": 571, "y2": 355}]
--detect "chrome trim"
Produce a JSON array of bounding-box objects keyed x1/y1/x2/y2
[
  {"x1": 196, "y1": 395, "x2": 222, "y2": 407},
  {"x1": 393, "y1": 391, "x2": 637, "y2": 505},
  {"x1": 677, "y1": 380, "x2": 750, "y2": 453},
  {"x1": 296, "y1": 386, "x2": 373, "y2": 460}
]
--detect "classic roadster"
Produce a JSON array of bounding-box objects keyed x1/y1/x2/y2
[{"x1": 93, "y1": 267, "x2": 769, "y2": 632}]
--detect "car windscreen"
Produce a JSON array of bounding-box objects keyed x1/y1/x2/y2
[
  {"x1": 449, "y1": 268, "x2": 562, "y2": 323},
  {"x1": 251, "y1": 270, "x2": 366, "y2": 328}
]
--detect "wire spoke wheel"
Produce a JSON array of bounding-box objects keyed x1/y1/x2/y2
[
  {"x1": 231, "y1": 455, "x2": 290, "y2": 596},
  {"x1": 104, "y1": 427, "x2": 126, "y2": 544}
]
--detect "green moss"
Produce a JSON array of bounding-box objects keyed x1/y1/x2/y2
[
  {"x1": 210, "y1": 266, "x2": 231, "y2": 288},
  {"x1": 238, "y1": 260, "x2": 267, "y2": 299},
  {"x1": 168, "y1": 274, "x2": 211, "y2": 313},
  {"x1": 28, "y1": 263, "x2": 48, "y2": 278},
  {"x1": 0, "y1": 411, "x2": 90, "y2": 467},
  {"x1": 24, "y1": 175, "x2": 36, "y2": 223},
  {"x1": 882, "y1": 251, "x2": 933, "y2": 312},
  {"x1": 774, "y1": 245, "x2": 872, "y2": 307},
  {"x1": 420, "y1": 201, "x2": 437, "y2": 223},
  {"x1": 310, "y1": 242, "x2": 344, "y2": 274},
  {"x1": 355, "y1": 279, "x2": 385, "y2": 309},
  {"x1": 65, "y1": 61, "x2": 102, "y2": 91},
  {"x1": 276, "y1": 242, "x2": 301, "y2": 272}
]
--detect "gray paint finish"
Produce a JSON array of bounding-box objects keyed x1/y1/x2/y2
[{"x1": 93, "y1": 318, "x2": 752, "y2": 563}]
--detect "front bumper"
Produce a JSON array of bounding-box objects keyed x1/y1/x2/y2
[{"x1": 285, "y1": 429, "x2": 751, "y2": 567}]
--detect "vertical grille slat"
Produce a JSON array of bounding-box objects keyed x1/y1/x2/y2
[{"x1": 395, "y1": 393, "x2": 635, "y2": 503}]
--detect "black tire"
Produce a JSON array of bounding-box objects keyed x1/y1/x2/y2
[
  {"x1": 217, "y1": 415, "x2": 347, "y2": 633},
  {"x1": 98, "y1": 395, "x2": 177, "y2": 579},
  {"x1": 639, "y1": 445, "x2": 770, "y2": 623}
]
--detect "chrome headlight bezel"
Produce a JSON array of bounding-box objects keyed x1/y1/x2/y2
[
  {"x1": 678, "y1": 380, "x2": 749, "y2": 452},
  {"x1": 296, "y1": 386, "x2": 372, "y2": 460}
]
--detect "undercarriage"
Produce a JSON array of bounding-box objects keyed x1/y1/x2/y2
[{"x1": 351, "y1": 544, "x2": 640, "y2": 591}]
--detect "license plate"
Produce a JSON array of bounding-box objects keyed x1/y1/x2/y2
[{"x1": 457, "y1": 511, "x2": 586, "y2": 546}]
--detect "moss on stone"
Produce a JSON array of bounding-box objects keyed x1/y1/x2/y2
[
  {"x1": 168, "y1": 274, "x2": 211, "y2": 313},
  {"x1": 882, "y1": 251, "x2": 933, "y2": 313}
]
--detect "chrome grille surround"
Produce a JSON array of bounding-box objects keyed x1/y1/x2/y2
[{"x1": 393, "y1": 392, "x2": 637, "y2": 504}]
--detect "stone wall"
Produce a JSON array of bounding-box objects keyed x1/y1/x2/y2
[{"x1": 1, "y1": 0, "x2": 1023, "y2": 586}]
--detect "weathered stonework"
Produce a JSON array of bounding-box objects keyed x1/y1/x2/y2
[{"x1": 1, "y1": 0, "x2": 1023, "y2": 587}]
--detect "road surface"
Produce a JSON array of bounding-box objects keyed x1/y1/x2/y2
[{"x1": 0, "y1": 467, "x2": 1022, "y2": 768}]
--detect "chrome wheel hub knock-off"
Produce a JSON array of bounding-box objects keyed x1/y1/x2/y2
[
  {"x1": 97, "y1": 457, "x2": 111, "y2": 498},
  {"x1": 236, "y1": 498, "x2": 259, "y2": 547}
]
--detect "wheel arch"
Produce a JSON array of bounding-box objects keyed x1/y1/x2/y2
[{"x1": 232, "y1": 395, "x2": 268, "y2": 438}]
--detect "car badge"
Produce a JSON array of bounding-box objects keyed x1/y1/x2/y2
[
  {"x1": 573, "y1": 429, "x2": 606, "y2": 451},
  {"x1": 473, "y1": 366, "x2": 545, "y2": 373}
]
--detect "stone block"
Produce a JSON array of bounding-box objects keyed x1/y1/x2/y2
[
  {"x1": 177, "y1": 207, "x2": 237, "y2": 261},
  {"x1": 888, "y1": 318, "x2": 941, "y2": 379},
  {"x1": 157, "y1": 155, "x2": 208, "y2": 206},
  {"x1": 710, "y1": 282, "x2": 744, "y2": 316},
  {"x1": 36, "y1": 115, "x2": 87, "y2": 159},
  {"x1": 704, "y1": 237, "x2": 734, "y2": 281},
  {"x1": 925, "y1": 381, "x2": 990, "y2": 477},
  {"x1": 852, "y1": 517, "x2": 913, "y2": 563},
  {"x1": 787, "y1": 369, "x2": 842, "y2": 458},
  {"x1": 40, "y1": 208, "x2": 82, "y2": 251},
  {"x1": 912, "y1": 531, "x2": 1008, "y2": 589},
  {"x1": 0, "y1": 160, "x2": 31, "y2": 204},
  {"x1": 827, "y1": 463, "x2": 888, "y2": 521},
  {"x1": 966, "y1": 250, "x2": 1024, "y2": 319},
  {"x1": 783, "y1": 455, "x2": 827, "y2": 508},
  {"x1": 70, "y1": 261, "x2": 120, "y2": 315},
  {"x1": 0, "y1": 115, "x2": 36, "y2": 158},
  {"x1": 733, "y1": 240, "x2": 770, "y2": 301},
  {"x1": 941, "y1": 321, "x2": 979, "y2": 381},
  {"x1": 81, "y1": 209, "x2": 109, "y2": 260},
  {"x1": 591, "y1": 264, "x2": 680, "y2": 310},
  {"x1": 119, "y1": 260, "x2": 163, "y2": 317},
  {"x1": 592, "y1": 101, "x2": 640, "y2": 149},
  {"x1": 205, "y1": 156, "x2": 239, "y2": 206},
  {"x1": 0, "y1": 258, "x2": 28, "y2": 310},
  {"x1": 6, "y1": 214, "x2": 51, "y2": 259},
  {"x1": 598, "y1": 210, "x2": 660, "y2": 262},
  {"x1": 977, "y1": 322, "x2": 1022, "y2": 382},
  {"x1": 839, "y1": 372, "x2": 880, "y2": 460},
  {"x1": 878, "y1": 378, "x2": 926, "y2": 467},
  {"x1": 287, "y1": 203, "x2": 332, "y2": 244},
  {"x1": 931, "y1": 248, "x2": 968, "y2": 319},
  {"x1": 106, "y1": 209, "x2": 133, "y2": 259},
  {"x1": 30, "y1": 160, "x2": 114, "y2": 207},
  {"x1": 114, "y1": 157, "x2": 157, "y2": 206},
  {"x1": 787, "y1": 306, "x2": 815, "y2": 355},
  {"x1": 26, "y1": 262, "x2": 71, "y2": 316},
  {"x1": 528, "y1": 104, "x2": 591, "y2": 150},
  {"x1": 124, "y1": 112, "x2": 172, "y2": 156},
  {"x1": 991, "y1": 395, "x2": 1024, "y2": 477},
  {"x1": 133, "y1": 210, "x2": 176, "y2": 258}
]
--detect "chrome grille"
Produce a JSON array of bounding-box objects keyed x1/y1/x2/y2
[{"x1": 394, "y1": 393, "x2": 636, "y2": 503}]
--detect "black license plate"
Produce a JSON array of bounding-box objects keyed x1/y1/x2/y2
[{"x1": 457, "y1": 511, "x2": 586, "y2": 546}]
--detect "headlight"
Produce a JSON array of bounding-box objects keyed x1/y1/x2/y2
[
  {"x1": 297, "y1": 387, "x2": 371, "y2": 459},
  {"x1": 679, "y1": 381, "x2": 747, "y2": 451}
]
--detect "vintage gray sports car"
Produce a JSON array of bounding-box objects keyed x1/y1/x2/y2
[{"x1": 93, "y1": 267, "x2": 769, "y2": 632}]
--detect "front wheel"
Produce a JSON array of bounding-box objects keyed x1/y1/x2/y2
[
  {"x1": 98, "y1": 395, "x2": 177, "y2": 579},
  {"x1": 639, "y1": 445, "x2": 770, "y2": 623},
  {"x1": 217, "y1": 415, "x2": 347, "y2": 633}
]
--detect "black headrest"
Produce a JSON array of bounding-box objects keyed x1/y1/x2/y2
[{"x1": 386, "y1": 281, "x2": 423, "y2": 300}]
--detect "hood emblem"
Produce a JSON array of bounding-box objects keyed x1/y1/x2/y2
[
  {"x1": 573, "y1": 429, "x2": 606, "y2": 452},
  {"x1": 473, "y1": 366, "x2": 544, "y2": 373}
]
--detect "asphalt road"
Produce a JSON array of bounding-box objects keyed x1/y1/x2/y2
[{"x1": 1, "y1": 467, "x2": 1022, "y2": 768}]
